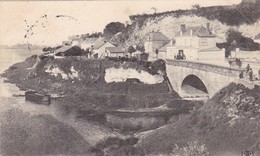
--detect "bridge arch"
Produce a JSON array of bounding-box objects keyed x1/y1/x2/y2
[{"x1": 181, "y1": 74, "x2": 209, "y2": 97}]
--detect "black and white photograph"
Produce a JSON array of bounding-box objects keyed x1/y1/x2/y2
[{"x1": 0, "y1": 0, "x2": 260, "y2": 155}]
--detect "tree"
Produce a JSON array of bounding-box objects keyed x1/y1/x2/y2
[
  {"x1": 103, "y1": 22, "x2": 125, "y2": 39},
  {"x1": 192, "y1": 4, "x2": 201, "y2": 10},
  {"x1": 128, "y1": 46, "x2": 136, "y2": 57},
  {"x1": 151, "y1": 7, "x2": 157, "y2": 14},
  {"x1": 226, "y1": 29, "x2": 260, "y2": 51},
  {"x1": 42, "y1": 47, "x2": 51, "y2": 52},
  {"x1": 136, "y1": 44, "x2": 145, "y2": 52}
]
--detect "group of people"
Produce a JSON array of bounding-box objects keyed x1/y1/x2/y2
[{"x1": 239, "y1": 64, "x2": 258, "y2": 81}]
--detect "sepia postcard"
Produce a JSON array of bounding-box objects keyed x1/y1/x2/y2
[{"x1": 0, "y1": 0, "x2": 259, "y2": 156}]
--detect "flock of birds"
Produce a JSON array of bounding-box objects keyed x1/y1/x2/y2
[{"x1": 24, "y1": 14, "x2": 78, "y2": 50}]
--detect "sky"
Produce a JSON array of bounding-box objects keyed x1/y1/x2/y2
[{"x1": 0, "y1": 0, "x2": 241, "y2": 46}]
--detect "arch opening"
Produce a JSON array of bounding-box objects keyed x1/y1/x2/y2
[{"x1": 181, "y1": 75, "x2": 209, "y2": 97}]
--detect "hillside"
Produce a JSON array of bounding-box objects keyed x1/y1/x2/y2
[
  {"x1": 138, "y1": 83, "x2": 260, "y2": 155},
  {"x1": 109, "y1": 1, "x2": 260, "y2": 47}
]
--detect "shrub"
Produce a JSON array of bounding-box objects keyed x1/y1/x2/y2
[
  {"x1": 8, "y1": 65, "x2": 17, "y2": 70},
  {"x1": 171, "y1": 140, "x2": 209, "y2": 156},
  {"x1": 95, "y1": 137, "x2": 144, "y2": 156}
]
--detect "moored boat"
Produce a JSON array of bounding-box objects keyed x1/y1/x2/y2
[{"x1": 25, "y1": 91, "x2": 51, "y2": 105}]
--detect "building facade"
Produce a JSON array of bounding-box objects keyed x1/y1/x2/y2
[
  {"x1": 105, "y1": 47, "x2": 125, "y2": 57},
  {"x1": 167, "y1": 23, "x2": 225, "y2": 61},
  {"x1": 144, "y1": 32, "x2": 170, "y2": 60}
]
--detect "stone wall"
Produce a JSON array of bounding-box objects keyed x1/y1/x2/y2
[{"x1": 166, "y1": 60, "x2": 244, "y2": 97}]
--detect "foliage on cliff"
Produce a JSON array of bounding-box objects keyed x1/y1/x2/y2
[
  {"x1": 69, "y1": 1, "x2": 260, "y2": 48},
  {"x1": 1, "y1": 56, "x2": 179, "y2": 123},
  {"x1": 130, "y1": 2, "x2": 260, "y2": 27},
  {"x1": 217, "y1": 29, "x2": 260, "y2": 56}
]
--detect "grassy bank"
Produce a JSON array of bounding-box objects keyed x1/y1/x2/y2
[
  {"x1": 138, "y1": 83, "x2": 260, "y2": 155},
  {"x1": 0, "y1": 108, "x2": 93, "y2": 155}
]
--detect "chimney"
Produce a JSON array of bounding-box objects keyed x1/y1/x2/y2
[
  {"x1": 190, "y1": 29, "x2": 193, "y2": 36},
  {"x1": 206, "y1": 23, "x2": 210, "y2": 34},
  {"x1": 181, "y1": 24, "x2": 186, "y2": 32}
]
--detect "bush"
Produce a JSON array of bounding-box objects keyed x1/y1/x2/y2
[
  {"x1": 95, "y1": 137, "x2": 144, "y2": 156},
  {"x1": 171, "y1": 140, "x2": 209, "y2": 156},
  {"x1": 150, "y1": 59, "x2": 166, "y2": 73},
  {"x1": 8, "y1": 65, "x2": 17, "y2": 70}
]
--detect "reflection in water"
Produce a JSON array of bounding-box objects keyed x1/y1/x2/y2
[
  {"x1": 0, "y1": 48, "x2": 51, "y2": 115},
  {"x1": 0, "y1": 78, "x2": 53, "y2": 116}
]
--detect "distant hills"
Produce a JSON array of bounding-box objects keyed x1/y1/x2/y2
[{"x1": 0, "y1": 44, "x2": 45, "y2": 50}]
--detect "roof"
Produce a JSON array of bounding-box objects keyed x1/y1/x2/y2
[
  {"x1": 54, "y1": 46, "x2": 73, "y2": 54},
  {"x1": 92, "y1": 38, "x2": 110, "y2": 49},
  {"x1": 106, "y1": 47, "x2": 125, "y2": 53},
  {"x1": 177, "y1": 26, "x2": 216, "y2": 37},
  {"x1": 159, "y1": 42, "x2": 171, "y2": 52},
  {"x1": 55, "y1": 46, "x2": 84, "y2": 56},
  {"x1": 82, "y1": 38, "x2": 98, "y2": 44},
  {"x1": 254, "y1": 33, "x2": 260, "y2": 40},
  {"x1": 146, "y1": 32, "x2": 170, "y2": 41},
  {"x1": 198, "y1": 47, "x2": 222, "y2": 52}
]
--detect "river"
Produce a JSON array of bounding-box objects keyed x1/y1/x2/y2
[
  {"x1": 0, "y1": 48, "x2": 46, "y2": 114},
  {"x1": 0, "y1": 48, "x2": 120, "y2": 155}
]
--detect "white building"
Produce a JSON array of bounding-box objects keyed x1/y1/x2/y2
[
  {"x1": 105, "y1": 47, "x2": 125, "y2": 57},
  {"x1": 144, "y1": 32, "x2": 170, "y2": 60},
  {"x1": 166, "y1": 23, "x2": 225, "y2": 61},
  {"x1": 92, "y1": 40, "x2": 115, "y2": 59}
]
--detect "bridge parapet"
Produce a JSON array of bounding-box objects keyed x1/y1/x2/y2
[{"x1": 166, "y1": 59, "x2": 245, "y2": 77}]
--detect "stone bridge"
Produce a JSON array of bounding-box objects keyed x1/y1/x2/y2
[{"x1": 166, "y1": 60, "x2": 245, "y2": 98}]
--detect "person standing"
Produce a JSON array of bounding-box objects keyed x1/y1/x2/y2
[
  {"x1": 249, "y1": 68, "x2": 253, "y2": 81},
  {"x1": 246, "y1": 64, "x2": 250, "y2": 73}
]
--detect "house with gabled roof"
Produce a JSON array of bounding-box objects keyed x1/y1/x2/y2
[
  {"x1": 80, "y1": 37, "x2": 116, "y2": 59},
  {"x1": 91, "y1": 39, "x2": 115, "y2": 59},
  {"x1": 144, "y1": 31, "x2": 171, "y2": 60},
  {"x1": 167, "y1": 23, "x2": 225, "y2": 61}
]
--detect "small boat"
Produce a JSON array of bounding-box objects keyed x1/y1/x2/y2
[{"x1": 25, "y1": 91, "x2": 51, "y2": 105}]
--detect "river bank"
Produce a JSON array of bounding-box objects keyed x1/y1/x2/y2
[
  {"x1": 0, "y1": 49, "x2": 128, "y2": 155},
  {"x1": 0, "y1": 75, "x2": 149, "y2": 155},
  {"x1": 1, "y1": 55, "x2": 190, "y2": 126},
  {"x1": 0, "y1": 77, "x2": 96, "y2": 155},
  {"x1": 2, "y1": 53, "x2": 205, "y2": 155}
]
